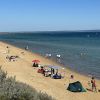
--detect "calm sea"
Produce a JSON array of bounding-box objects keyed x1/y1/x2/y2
[{"x1": 0, "y1": 32, "x2": 100, "y2": 79}]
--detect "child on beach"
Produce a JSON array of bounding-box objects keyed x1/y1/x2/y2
[
  {"x1": 70, "y1": 75, "x2": 74, "y2": 79},
  {"x1": 91, "y1": 77, "x2": 97, "y2": 92},
  {"x1": 69, "y1": 75, "x2": 74, "y2": 83}
]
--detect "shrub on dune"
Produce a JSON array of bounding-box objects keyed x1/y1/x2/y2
[{"x1": 0, "y1": 67, "x2": 55, "y2": 100}]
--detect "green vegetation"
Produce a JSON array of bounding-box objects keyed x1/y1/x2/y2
[{"x1": 0, "y1": 67, "x2": 55, "y2": 100}]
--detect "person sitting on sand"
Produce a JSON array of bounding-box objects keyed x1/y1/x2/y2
[
  {"x1": 40, "y1": 66, "x2": 45, "y2": 75},
  {"x1": 32, "y1": 62, "x2": 36, "y2": 67},
  {"x1": 91, "y1": 77, "x2": 97, "y2": 92},
  {"x1": 35, "y1": 63, "x2": 39, "y2": 67}
]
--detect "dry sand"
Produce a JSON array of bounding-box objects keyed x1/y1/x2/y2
[{"x1": 0, "y1": 41, "x2": 100, "y2": 100}]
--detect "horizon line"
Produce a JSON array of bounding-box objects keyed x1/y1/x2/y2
[{"x1": 0, "y1": 29, "x2": 100, "y2": 33}]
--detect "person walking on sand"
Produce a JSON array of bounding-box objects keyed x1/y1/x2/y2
[
  {"x1": 6, "y1": 46, "x2": 10, "y2": 53},
  {"x1": 91, "y1": 77, "x2": 97, "y2": 92}
]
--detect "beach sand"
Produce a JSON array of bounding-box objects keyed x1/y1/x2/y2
[{"x1": 0, "y1": 41, "x2": 100, "y2": 100}]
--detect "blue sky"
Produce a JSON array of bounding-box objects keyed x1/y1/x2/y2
[{"x1": 0, "y1": 0, "x2": 100, "y2": 32}]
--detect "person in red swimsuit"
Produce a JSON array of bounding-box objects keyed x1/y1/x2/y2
[{"x1": 91, "y1": 77, "x2": 97, "y2": 92}]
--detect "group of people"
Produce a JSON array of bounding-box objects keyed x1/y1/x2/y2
[
  {"x1": 32, "y1": 61, "x2": 98, "y2": 92},
  {"x1": 69, "y1": 74, "x2": 97, "y2": 92},
  {"x1": 37, "y1": 66, "x2": 62, "y2": 79},
  {"x1": 45, "y1": 53, "x2": 52, "y2": 58},
  {"x1": 6, "y1": 55, "x2": 19, "y2": 61},
  {"x1": 45, "y1": 53, "x2": 61, "y2": 63},
  {"x1": 32, "y1": 62, "x2": 39, "y2": 67}
]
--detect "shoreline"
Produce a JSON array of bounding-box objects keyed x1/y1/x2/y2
[
  {"x1": 1, "y1": 40, "x2": 100, "y2": 82},
  {"x1": 0, "y1": 41, "x2": 100, "y2": 100},
  {"x1": 1, "y1": 41, "x2": 100, "y2": 81}
]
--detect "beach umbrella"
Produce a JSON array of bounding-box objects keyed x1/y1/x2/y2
[
  {"x1": 32, "y1": 59, "x2": 40, "y2": 63},
  {"x1": 48, "y1": 65, "x2": 61, "y2": 69}
]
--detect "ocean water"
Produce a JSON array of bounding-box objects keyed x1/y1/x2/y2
[{"x1": 0, "y1": 32, "x2": 100, "y2": 79}]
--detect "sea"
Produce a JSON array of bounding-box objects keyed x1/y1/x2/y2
[{"x1": 0, "y1": 31, "x2": 100, "y2": 79}]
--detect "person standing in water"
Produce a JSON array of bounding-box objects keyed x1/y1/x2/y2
[
  {"x1": 25, "y1": 45, "x2": 29, "y2": 50},
  {"x1": 56, "y1": 54, "x2": 61, "y2": 63}
]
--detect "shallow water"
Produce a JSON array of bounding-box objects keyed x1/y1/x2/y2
[{"x1": 0, "y1": 32, "x2": 100, "y2": 79}]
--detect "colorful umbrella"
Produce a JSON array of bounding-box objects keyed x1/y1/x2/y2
[{"x1": 32, "y1": 60, "x2": 40, "y2": 63}]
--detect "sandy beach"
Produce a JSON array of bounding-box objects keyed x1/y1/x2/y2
[{"x1": 0, "y1": 41, "x2": 100, "y2": 100}]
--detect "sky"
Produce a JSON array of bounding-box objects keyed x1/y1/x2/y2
[{"x1": 0, "y1": 0, "x2": 100, "y2": 32}]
